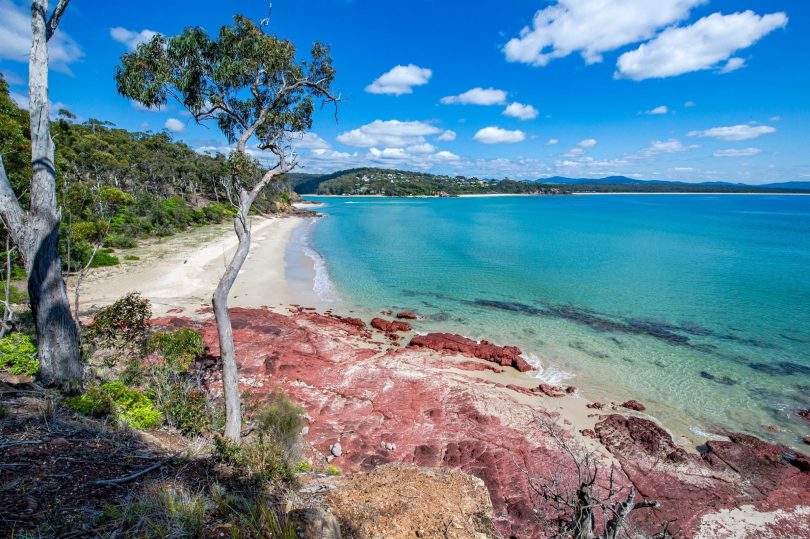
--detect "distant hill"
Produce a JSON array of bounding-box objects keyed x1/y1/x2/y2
[
  {"x1": 535, "y1": 176, "x2": 810, "y2": 192},
  {"x1": 291, "y1": 168, "x2": 561, "y2": 196}
]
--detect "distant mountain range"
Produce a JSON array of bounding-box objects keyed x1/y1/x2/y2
[{"x1": 534, "y1": 176, "x2": 810, "y2": 191}]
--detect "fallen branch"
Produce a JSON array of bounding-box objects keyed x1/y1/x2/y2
[
  {"x1": 87, "y1": 452, "x2": 180, "y2": 486},
  {"x1": 0, "y1": 440, "x2": 45, "y2": 449}
]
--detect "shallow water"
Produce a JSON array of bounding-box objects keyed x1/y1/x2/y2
[{"x1": 299, "y1": 194, "x2": 810, "y2": 448}]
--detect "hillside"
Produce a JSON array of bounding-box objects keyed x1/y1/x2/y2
[
  {"x1": 536, "y1": 176, "x2": 810, "y2": 193},
  {"x1": 293, "y1": 168, "x2": 562, "y2": 196}
]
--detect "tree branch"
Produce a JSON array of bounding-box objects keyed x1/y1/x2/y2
[
  {"x1": 46, "y1": 0, "x2": 70, "y2": 41},
  {"x1": 0, "y1": 156, "x2": 29, "y2": 249}
]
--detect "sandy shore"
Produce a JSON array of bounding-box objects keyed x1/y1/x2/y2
[{"x1": 79, "y1": 216, "x2": 307, "y2": 317}]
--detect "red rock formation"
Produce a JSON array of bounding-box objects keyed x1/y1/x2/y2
[
  {"x1": 586, "y1": 402, "x2": 605, "y2": 410},
  {"x1": 595, "y1": 414, "x2": 810, "y2": 537},
  {"x1": 409, "y1": 333, "x2": 531, "y2": 373},
  {"x1": 534, "y1": 384, "x2": 567, "y2": 397},
  {"x1": 620, "y1": 399, "x2": 646, "y2": 412},
  {"x1": 370, "y1": 317, "x2": 412, "y2": 334},
  {"x1": 799, "y1": 409, "x2": 810, "y2": 424},
  {"x1": 396, "y1": 312, "x2": 418, "y2": 320}
]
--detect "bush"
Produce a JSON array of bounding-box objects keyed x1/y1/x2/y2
[
  {"x1": 156, "y1": 376, "x2": 211, "y2": 435},
  {"x1": 65, "y1": 383, "x2": 114, "y2": 417},
  {"x1": 148, "y1": 328, "x2": 204, "y2": 373},
  {"x1": 124, "y1": 255, "x2": 140, "y2": 261},
  {"x1": 214, "y1": 433, "x2": 295, "y2": 486},
  {"x1": 0, "y1": 333, "x2": 39, "y2": 376},
  {"x1": 105, "y1": 234, "x2": 138, "y2": 249},
  {"x1": 90, "y1": 249, "x2": 120, "y2": 267},
  {"x1": 86, "y1": 292, "x2": 151, "y2": 352},
  {"x1": 254, "y1": 389, "x2": 305, "y2": 458},
  {"x1": 102, "y1": 484, "x2": 208, "y2": 538},
  {"x1": 66, "y1": 381, "x2": 161, "y2": 429}
]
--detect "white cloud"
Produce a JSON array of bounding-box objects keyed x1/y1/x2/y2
[
  {"x1": 369, "y1": 147, "x2": 409, "y2": 159},
  {"x1": 503, "y1": 102, "x2": 539, "y2": 120},
  {"x1": 578, "y1": 138, "x2": 597, "y2": 148},
  {"x1": 688, "y1": 124, "x2": 776, "y2": 141},
  {"x1": 440, "y1": 87, "x2": 507, "y2": 106},
  {"x1": 547, "y1": 138, "x2": 559, "y2": 145},
  {"x1": 646, "y1": 105, "x2": 669, "y2": 115},
  {"x1": 433, "y1": 151, "x2": 460, "y2": 161},
  {"x1": 9, "y1": 91, "x2": 27, "y2": 109},
  {"x1": 616, "y1": 11, "x2": 788, "y2": 80},
  {"x1": 633, "y1": 139, "x2": 697, "y2": 158},
  {"x1": 110, "y1": 27, "x2": 160, "y2": 50},
  {"x1": 291, "y1": 132, "x2": 331, "y2": 150},
  {"x1": 131, "y1": 100, "x2": 163, "y2": 112},
  {"x1": 563, "y1": 147, "x2": 586, "y2": 157},
  {"x1": 365, "y1": 64, "x2": 432, "y2": 95},
  {"x1": 437, "y1": 130, "x2": 457, "y2": 142},
  {"x1": 164, "y1": 118, "x2": 185, "y2": 133},
  {"x1": 0, "y1": 68, "x2": 23, "y2": 86},
  {"x1": 337, "y1": 120, "x2": 442, "y2": 148},
  {"x1": 718, "y1": 57, "x2": 746, "y2": 74},
  {"x1": 504, "y1": 0, "x2": 704, "y2": 66},
  {"x1": 408, "y1": 143, "x2": 436, "y2": 154},
  {"x1": 473, "y1": 126, "x2": 526, "y2": 144},
  {"x1": 713, "y1": 148, "x2": 761, "y2": 158},
  {"x1": 0, "y1": 0, "x2": 84, "y2": 74}
]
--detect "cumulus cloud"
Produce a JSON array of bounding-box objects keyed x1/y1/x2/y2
[
  {"x1": 437, "y1": 130, "x2": 457, "y2": 142},
  {"x1": 365, "y1": 64, "x2": 432, "y2": 95},
  {"x1": 0, "y1": 0, "x2": 84, "y2": 74},
  {"x1": 563, "y1": 147, "x2": 586, "y2": 158},
  {"x1": 0, "y1": 68, "x2": 24, "y2": 86},
  {"x1": 110, "y1": 27, "x2": 160, "y2": 50},
  {"x1": 440, "y1": 87, "x2": 507, "y2": 106},
  {"x1": 547, "y1": 138, "x2": 559, "y2": 145},
  {"x1": 473, "y1": 126, "x2": 526, "y2": 144},
  {"x1": 688, "y1": 124, "x2": 776, "y2": 141},
  {"x1": 504, "y1": 0, "x2": 703, "y2": 66},
  {"x1": 713, "y1": 148, "x2": 762, "y2": 157},
  {"x1": 408, "y1": 143, "x2": 436, "y2": 154},
  {"x1": 337, "y1": 120, "x2": 442, "y2": 148},
  {"x1": 290, "y1": 132, "x2": 331, "y2": 150},
  {"x1": 718, "y1": 57, "x2": 746, "y2": 74},
  {"x1": 503, "y1": 102, "x2": 539, "y2": 120},
  {"x1": 616, "y1": 11, "x2": 787, "y2": 80},
  {"x1": 164, "y1": 118, "x2": 185, "y2": 133},
  {"x1": 578, "y1": 138, "x2": 598, "y2": 148},
  {"x1": 633, "y1": 139, "x2": 697, "y2": 158},
  {"x1": 433, "y1": 151, "x2": 460, "y2": 161},
  {"x1": 646, "y1": 105, "x2": 669, "y2": 115}
]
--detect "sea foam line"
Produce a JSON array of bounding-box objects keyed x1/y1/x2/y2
[
  {"x1": 299, "y1": 219, "x2": 339, "y2": 304},
  {"x1": 523, "y1": 353, "x2": 575, "y2": 385}
]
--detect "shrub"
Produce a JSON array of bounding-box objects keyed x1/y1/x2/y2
[
  {"x1": 155, "y1": 374, "x2": 211, "y2": 436},
  {"x1": 65, "y1": 383, "x2": 114, "y2": 418},
  {"x1": 212, "y1": 433, "x2": 295, "y2": 486},
  {"x1": 102, "y1": 381, "x2": 162, "y2": 429},
  {"x1": 124, "y1": 255, "x2": 140, "y2": 261},
  {"x1": 148, "y1": 329, "x2": 204, "y2": 373},
  {"x1": 0, "y1": 333, "x2": 39, "y2": 376},
  {"x1": 90, "y1": 249, "x2": 120, "y2": 267},
  {"x1": 105, "y1": 234, "x2": 138, "y2": 249},
  {"x1": 327, "y1": 465, "x2": 340, "y2": 476},
  {"x1": 210, "y1": 485, "x2": 297, "y2": 539},
  {"x1": 102, "y1": 483, "x2": 208, "y2": 538},
  {"x1": 86, "y1": 292, "x2": 151, "y2": 352},
  {"x1": 254, "y1": 389, "x2": 305, "y2": 458},
  {"x1": 66, "y1": 381, "x2": 161, "y2": 429}
]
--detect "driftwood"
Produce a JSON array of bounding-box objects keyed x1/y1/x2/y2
[{"x1": 87, "y1": 452, "x2": 180, "y2": 486}]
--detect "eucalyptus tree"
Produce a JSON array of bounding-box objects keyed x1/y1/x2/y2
[
  {"x1": 115, "y1": 15, "x2": 337, "y2": 441},
  {"x1": 0, "y1": 0, "x2": 82, "y2": 388}
]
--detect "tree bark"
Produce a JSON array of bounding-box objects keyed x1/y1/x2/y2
[
  {"x1": 212, "y1": 198, "x2": 252, "y2": 442},
  {"x1": 0, "y1": 0, "x2": 81, "y2": 388}
]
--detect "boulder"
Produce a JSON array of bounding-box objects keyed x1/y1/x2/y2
[
  {"x1": 409, "y1": 333, "x2": 530, "y2": 372},
  {"x1": 798, "y1": 409, "x2": 810, "y2": 424},
  {"x1": 396, "y1": 312, "x2": 418, "y2": 320},
  {"x1": 287, "y1": 507, "x2": 341, "y2": 539},
  {"x1": 371, "y1": 318, "x2": 412, "y2": 334},
  {"x1": 621, "y1": 399, "x2": 646, "y2": 412}
]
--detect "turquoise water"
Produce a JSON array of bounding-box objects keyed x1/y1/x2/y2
[{"x1": 302, "y1": 195, "x2": 810, "y2": 447}]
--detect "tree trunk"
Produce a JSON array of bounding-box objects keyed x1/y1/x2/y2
[
  {"x1": 26, "y1": 0, "x2": 81, "y2": 388},
  {"x1": 212, "y1": 198, "x2": 252, "y2": 442}
]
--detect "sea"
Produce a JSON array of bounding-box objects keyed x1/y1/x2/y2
[{"x1": 288, "y1": 194, "x2": 810, "y2": 448}]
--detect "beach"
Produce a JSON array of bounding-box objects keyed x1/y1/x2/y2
[{"x1": 79, "y1": 215, "x2": 307, "y2": 317}]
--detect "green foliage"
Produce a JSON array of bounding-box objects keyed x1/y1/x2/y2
[
  {"x1": 162, "y1": 386, "x2": 210, "y2": 436},
  {"x1": 64, "y1": 383, "x2": 114, "y2": 418},
  {"x1": 327, "y1": 465, "x2": 340, "y2": 476},
  {"x1": 213, "y1": 432, "x2": 295, "y2": 486},
  {"x1": 0, "y1": 333, "x2": 39, "y2": 376},
  {"x1": 105, "y1": 235, "x2": 138, "y2": 249},
  {"x1": 253, "y1": 389, "x2": 305, "y2": 458},
  {"x1": 8, "y1": 284, "x2": 27, "y2": 304},
  {"x1": 86, "y1": 292, "x2": 152, "y2": 352},
  {"x1": 210, "y1": 485, "x2": 297, "y2": 539},
  {"x1": 101, "y1": 484, "x2": 208, "y2": 538},
  {"x1": 124, "y1": 254, "x2": 140, "y2": 261},
  {"x1": 90, "y1": 248, "x2": 120, "y2": 267},
  {"x1": 293, "y1": 460, "x2": 311, "y2": 474},
  {"x1": 147, "y1": 328, "x2": 204, "y2": 373}
]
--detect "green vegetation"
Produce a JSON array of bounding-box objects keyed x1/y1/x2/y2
[
  {"x1": 148, "y1": 328, "x2": 205, "y2": 373},
  {"x1": 85, "y1": 292, "x2": 152, "y2": 353},
  {"x1": 254, "y1": 389, "x2": 306, "y2": 458},
  {"x1": 101, "y1": 484, "x2": 209, "y2": 538},
  {"x1": 0, "y1": 333, "x2": 39, "y2": 376},
  {"x1": 292, "y1": 167, "x2": 562, "y2": 196},
  {"x1": 66, "y1": 381, "x2": 161, "y2": 429}
]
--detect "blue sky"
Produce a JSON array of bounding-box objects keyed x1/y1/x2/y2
[{"x1": 1, "y1": 0, "x2": 808, "y2": 183}]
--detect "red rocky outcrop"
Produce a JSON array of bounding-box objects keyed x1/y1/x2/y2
[
  {"x1": 409, "y1": 333, "x2": 532, "y2": 373},
  {"x1": 595, "y1": 414, "x2": 810, "y2": 537},
  {"x1": 370, "y1": 317, "x2": 412, "y2": 334},
  {"x1": 620, "y1": 399, "x2": 646, "y2": 412},
  {"x1": 396, "y1": 312, "x2": 418, "y2": 320}
]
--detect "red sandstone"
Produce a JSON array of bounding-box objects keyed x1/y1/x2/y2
[
  {"x1": 409, "y1": 333, "x2": 532, "y2": 373},
  {"x1": 396, "y1": 312, "x2": 418, "y2": 320},
  {"x1": 370, "y1": 317, "x2": 412, "y2": 334},
  {"x1": 620, "y1": 399, "x2": 646, "y2": 412}
]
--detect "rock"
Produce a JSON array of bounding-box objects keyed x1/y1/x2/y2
[
  {"x1": 803, "y1": 436, "x2": 810, "y2": 446},
  {"x1": 621, "y1": 399, "x2": 646, "y2": 412},
  {"x1": 301, "y1": 426, "x2": 309, "y2": 435},
  {"x1": 396, "y1": 312, "x2": 418, "y2": 320},
  {"x1": 371, "y1": 317, "x2": 412, "y2": 333},
  {"x1": 565, "y1": 386, "x2": 577, "y2": 394},
  {"x1": 586, "y1": 402, "x2": 605, "y2": 410},
  {"x1": 382, "y1": 441, "x2": 396, "y2": 451},
  {"x1": 534, "y1": 384, "x2": 567, "y2": 397},
  {"x1": 799, "y1": 409, "x2": 810, "y2": 424},
  {"x1": 333, "y1": 316, "x2": 366, "y2": 329},
  {"x1": 330, "y1": 443, "x2": 342, "y2": 457},
  {"x1": 409, "y1": 333, "x2": 530, "y2": 372},
  {"x1": 286, "y1": 507, "x2": 341, "y2": 539},
  {"x1": 321, "y1": 464, "x2": 495, "y2": 538},
  {"x1": 580, "y1": 429, "x2": 596, "y2": 438}
]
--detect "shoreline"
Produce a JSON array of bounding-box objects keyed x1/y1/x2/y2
[{"x1": 79, "y1": 213, "x2": 711, "y2": 451}]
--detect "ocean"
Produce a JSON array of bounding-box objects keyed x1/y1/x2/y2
[{"x1": 294, "y1": 194, "x2": 810, "y2": 448}]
